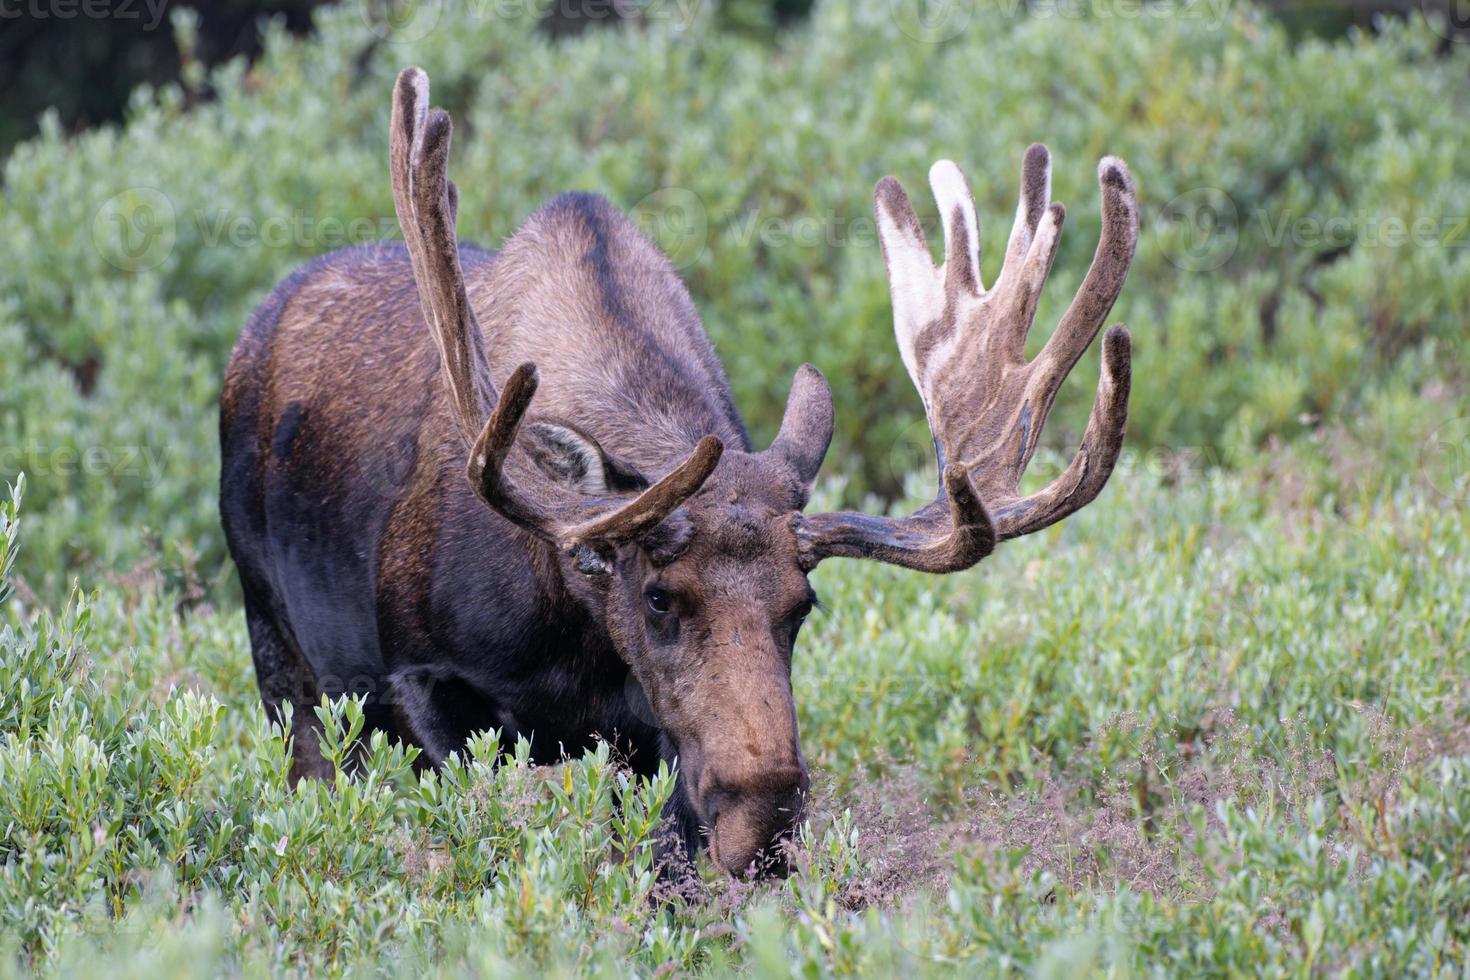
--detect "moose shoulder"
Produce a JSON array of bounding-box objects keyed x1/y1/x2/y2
[{"x1": 219, "y1": 67, "x2": 1139, "y2": 877}]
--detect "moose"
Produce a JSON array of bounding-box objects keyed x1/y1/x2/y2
[{"x1": 219, "y1": 68, "x2": 1138, "y2": 877}]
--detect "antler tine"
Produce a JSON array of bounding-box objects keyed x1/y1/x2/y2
[
  {"x1": 468, "y1": 363, "x2": 725, "y2": 567},
  {"x1": 565, "y1": 437, "x2": 725, "y2": 549},
  {"x1": 990, "y1": 324, "x2": 1132, "y2": 539},
  {"x1": 797, "y1": 147, "x2": 1138, "y2": 571},
  {"x1": 792, "y1": 464, "x2": 994, "y2": 573},
  {"x1": 873, "y1": 176, "x2": 939, "y2": 403},
  {"x1": 390, "y1": 67, "x2": 495, "y2": 447},
  {"x1": 391, "y1": 69, "x2": 724, "y2": 571},
  {"x1": 467, "y1": 363, "x2": 559, "y2": 534},
  {"x1": 1031, "y1": 157, "x2": 1139, "y2": 394},
  {"x1": 929, "y1": 160, "x2": 983, "y2": 297},
  {"x1": 389, "y1": 68, "x2": 431, "y2": 309},
  {"x1": 985, "y1": 157, "x2": 1138, "y2": 538},
  {"x1": 999, "y1": 143, "x2": 1054, "y2": 286},
  {"x1": 992, "y1": 145, "x2": 1067, "y2": 362}
]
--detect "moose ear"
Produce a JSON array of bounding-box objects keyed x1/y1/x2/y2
[
  {"x1": 522, "y1": 420, "x2": 648, "y2": 495},
  {"x1": 762, "y1": 364, "x2": 834, "y2": 504}
]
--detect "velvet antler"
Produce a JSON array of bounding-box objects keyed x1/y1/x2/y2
[
  {"x1": 795, "y1": 146, "x2": 1138, "y2": 572},
  {"x1": 389, "y1": 68, "x2": 724, "y2": 572}
]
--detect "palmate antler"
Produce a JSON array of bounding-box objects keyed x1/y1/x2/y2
[
  {"x1": 389, "y1": 68, "x2": 723, "y2": 571},
  {"x1": 794, "y1": 146, "x2": 1138, "y2": 572}
]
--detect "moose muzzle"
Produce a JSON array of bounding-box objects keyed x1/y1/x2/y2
[
  {"x1": 681, "y1": 656, "x2": 809, "y2": 877},
  {"x1": 702, "y1": 762, "x2": 809, "y2": 876}
]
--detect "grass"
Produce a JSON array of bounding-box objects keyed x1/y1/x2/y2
[{"x1": 2, "y1": 438, "x2": 1467, "y2": 975}]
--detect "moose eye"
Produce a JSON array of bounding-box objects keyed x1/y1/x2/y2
[
  {"x1": 794, "y1": 592, "x2": 819, "y2": 624},
  {"x1": 644, "y1": 587, "x2": 672, "y2": 615}
]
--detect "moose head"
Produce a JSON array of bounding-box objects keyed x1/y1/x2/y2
[{"x1": 384, "y1": 68, "x2": 1136, "y2": 875}]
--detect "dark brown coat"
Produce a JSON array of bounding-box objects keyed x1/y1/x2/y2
[{"x1": 219, "y1": 68, "x2": 1138, "y2": 877}]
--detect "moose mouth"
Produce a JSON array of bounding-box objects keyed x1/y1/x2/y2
[
  {"x1": 700, "y1": 766, "x2": 808, "y2": 878},
  {"x1": 708, "y1": 821, "x2": 799, "y2": 879}
]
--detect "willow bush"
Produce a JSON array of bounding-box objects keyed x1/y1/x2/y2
[
  {"x1": 2, "y1": 0, "x2": 1470, "y2": 593},
  {"x1": 0, "y1": 0, "x2": 1466, "y2": 592},
  {"x1": 2, "y1": 437, "x2": 1469, "y2": 972}
]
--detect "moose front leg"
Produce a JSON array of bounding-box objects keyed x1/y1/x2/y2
[
  {"x1": 387, "y1": 665, "x2": 508, "y2": 769},
  {"x1": 242, "y1": 599, "x2": 333, "y2": 784}
]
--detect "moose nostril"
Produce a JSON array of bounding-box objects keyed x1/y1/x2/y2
[
  {"x1": 703, "y1": 766, "x2": 809, "y2": 879},
  {"x1": 703, "y1": 766, "x2": 808, "y2": 823},
  {"x1": 704, "y1": 792, "x2": 724, "y2": 826}
]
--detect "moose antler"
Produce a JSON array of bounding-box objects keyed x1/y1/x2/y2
[
  {"x1": 467, "y1": 363, "x2": 723, "y2": 569},
  {"x1": 389, "y1": 67, "x2": 723, "y2": 571},
  {"x1": 795, "y1": 145, "x2": 1138, "y2": 572}
]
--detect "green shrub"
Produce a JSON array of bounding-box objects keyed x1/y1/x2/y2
[
  {"x1": 2, "y1": 1, "x2": 1468, "y2": 594},
  {"x1": 2, "y1": 433, "x2": 1470, "y2": 973}
]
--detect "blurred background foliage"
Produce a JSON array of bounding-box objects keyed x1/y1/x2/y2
[
  {"x1": 2, "y1": 0, "x2": 1465, "y2": 151},
  {"x1": 1, "y1": 0, "x2": 1468, "y2": 596}
]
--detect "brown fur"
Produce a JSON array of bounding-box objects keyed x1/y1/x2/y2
[{"x1": 219, "y1": 68, "x2": 1137, "y2": 878}]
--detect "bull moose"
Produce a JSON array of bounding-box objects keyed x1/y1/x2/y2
[{"x1": 219, "y1": 67, "x2": 1138, "y2": 877}]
